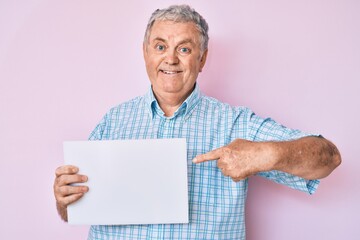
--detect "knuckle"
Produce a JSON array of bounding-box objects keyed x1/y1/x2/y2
[
  {"x1": 218, "y1": 159, "x2": 227, "y2": 168},
  {"x1": 55, "y1": 167, "x2": 62, "y2": 177},
  {"x1": 54, "y1": 187, "x2": 61, "y2": 198},
  {"x1": 59, "y1": 186, "x2": 69, "y2": 196},
  {"x1": 54, "y1": 176, "x2": 61, "y2": 187},
  {"x1": 56, "y1": 175, "x2": 65, "y2": 186},
  {"x1": 234, "y1": 138, "x2": 242, "y2": 144},
  {"x1": 56, "y1": 175, "x2": 72, "y2": 187},
  {"x1": 55, "y1": 165, "x2": 67, "y2": 177},
  {"x1": 55, "y1": 165, "x2": 77, "y2": 177},
  {"x1": 54, "y1": 184, "x2": 60, "y2": 193},
  {"x1": 222, "y1": 147, "x2": 232, "y2": 155},
  {"x1": 221, "y1": 169, "x2": 229, "y2": 176},
  {"x1": 232, "y1": 177, "x2": 240, "y2": 182}
]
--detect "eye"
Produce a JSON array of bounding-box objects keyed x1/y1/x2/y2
[
  {"x1": 179, "y1": 47, "x2": 191, "y2": 54},
  {"x1": 155, "y1": 44, "x2": 166, "y2": 51}
]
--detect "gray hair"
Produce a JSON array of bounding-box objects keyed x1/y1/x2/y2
[{"x1": 144, "y1": 5, "x2": 209, "y2": 52}]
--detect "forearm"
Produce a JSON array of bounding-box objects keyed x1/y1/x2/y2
[{"x1": 269, "y1": 136, "x2": 341, "y2": 180}]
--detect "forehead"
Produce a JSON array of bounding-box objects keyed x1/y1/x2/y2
[{"x1": 149, "y1": 20, "x2": 201, "y2": 44}]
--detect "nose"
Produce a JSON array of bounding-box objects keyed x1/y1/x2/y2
[{"x1": 164, "y1": 50, "x2": 179, "y2": 65}]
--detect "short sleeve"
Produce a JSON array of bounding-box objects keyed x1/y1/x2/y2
[
  {"x1": 246, "y1": 110, "x2": 320, "y2": 194},
  {"x1": 257, "y1": 170, "x2": 319, "y2": 194},
  {"x1": 88, "y1": 112, "x2": 108, "y2": 141}
]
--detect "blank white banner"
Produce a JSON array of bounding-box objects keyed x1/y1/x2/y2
[{"x1": 63, "y1": 138, "x2": 188, "y2": 225}]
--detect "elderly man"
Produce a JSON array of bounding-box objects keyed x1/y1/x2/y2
[{"x1": 54, "y1": 5, "x2": 341, "y2": 239}]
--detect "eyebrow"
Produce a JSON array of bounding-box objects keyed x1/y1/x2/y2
[{"x1": 152, "y1": 37, "x2": 195, "y2": 46}]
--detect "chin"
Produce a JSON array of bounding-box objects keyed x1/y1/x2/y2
[
  {"x1": 159, "y1": 83, "x2": 183, "y2": 93},
  {"x1": 162, "y1": 88, "x2": 183, "y2": 94}
]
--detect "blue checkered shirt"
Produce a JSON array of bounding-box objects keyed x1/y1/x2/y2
[{"x1": 87, "y1": 84, "x2": 319, "y2": 239}]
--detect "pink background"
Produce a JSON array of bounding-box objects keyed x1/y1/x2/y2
[{"x1": 1, "y1": 0, "x2": 359, "y2": 239}]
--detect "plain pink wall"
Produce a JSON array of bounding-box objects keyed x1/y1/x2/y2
[{"x1": 1, "y1": 0, "x2": 359, "y2": 239}]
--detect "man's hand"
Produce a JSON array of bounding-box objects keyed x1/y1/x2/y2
[
  {"x1": 193, "y1": 137, "x2": 341, "y2": 181},
  {"x1": 53, "y1": 165, "x2": 89, "y2": 221},
  {"x1": 193, "y1": 139, "x2": 275, "y2": 182}
]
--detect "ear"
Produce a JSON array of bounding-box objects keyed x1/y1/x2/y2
[
  {"x1": 199, "y1": 49, "x2": 208, "y2": 72},
  {"x1": 143, "y1": 43, "x2": 147, "y2": 59}
]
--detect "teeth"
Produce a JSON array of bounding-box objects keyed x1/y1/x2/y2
[{"x1": 162, "y1": 70, "x2": 178, "y2": 74}]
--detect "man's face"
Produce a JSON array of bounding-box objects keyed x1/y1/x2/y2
[{"x1": 143, "y1": 20, "x2": 207, "y2": 101}]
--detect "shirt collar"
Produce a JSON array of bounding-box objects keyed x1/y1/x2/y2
[{"x1": 145, "y1": 84, "x2": 201, "y2": 120}]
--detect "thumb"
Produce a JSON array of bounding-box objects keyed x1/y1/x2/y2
[{"x1": 193, "y1": 148, "x2": 222, "y2": 164}]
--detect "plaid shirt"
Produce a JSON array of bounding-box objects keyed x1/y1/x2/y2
[{"x1": 87, "y1": 84, "x2": 319, "y2": 240}]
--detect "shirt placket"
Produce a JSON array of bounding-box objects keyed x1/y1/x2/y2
[{"x1": 157, "y1": 117, "x2": 175, "y2": 139}]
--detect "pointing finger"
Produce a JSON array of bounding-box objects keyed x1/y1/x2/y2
[{"x1": 193, "y1": 148, "x2": 222, "y2": 163}]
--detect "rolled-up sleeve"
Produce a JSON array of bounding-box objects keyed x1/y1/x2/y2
[{"x1": 245, "y1": 110, "x2": 320, "y2": 194}]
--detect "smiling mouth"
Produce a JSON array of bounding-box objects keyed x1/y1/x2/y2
[{"x1": 160, "y1": 70, "x2": 182, "y2": 75}]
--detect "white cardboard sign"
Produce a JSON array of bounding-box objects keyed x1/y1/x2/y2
[{"x1": 63, "y1": 138, "x2": 188, "y2": 225}]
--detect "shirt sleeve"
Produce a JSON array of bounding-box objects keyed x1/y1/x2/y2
[
  {"x1": 88, "y1": 112, "x2": 108, "y2": 141},
  {"x1": 245, "y1": 109, "x2": 320, "y2": 195}
]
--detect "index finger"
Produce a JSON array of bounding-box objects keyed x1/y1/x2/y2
[
  {"x1": 55, "y1": 165, "x2": 79, "y2": 177},
  {"x1": 193, "y1": 148, "x2": 222, "y2": 164}
]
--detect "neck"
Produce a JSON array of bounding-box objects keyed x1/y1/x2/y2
[
  {"x1": 155, "y1": 93, "x2": 187, "y2": 117},
  {"x1": 153, "y1": 87, "x2": 194, "y2": 117}
]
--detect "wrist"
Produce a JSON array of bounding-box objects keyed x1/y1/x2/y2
[
  {"x1": 263, "y1": 141, "x2": 284, "y2": 172},
  {"x1": 56, "y1": 201, "x2": 68, "y2": 222}
]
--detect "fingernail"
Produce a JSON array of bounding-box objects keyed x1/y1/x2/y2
[
  {"x1": 82, "y1": 176, "x2": 88, "y2": 181},
  {"x1": 192, "y1": 157, "x2": 198, "y2": 163}
]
